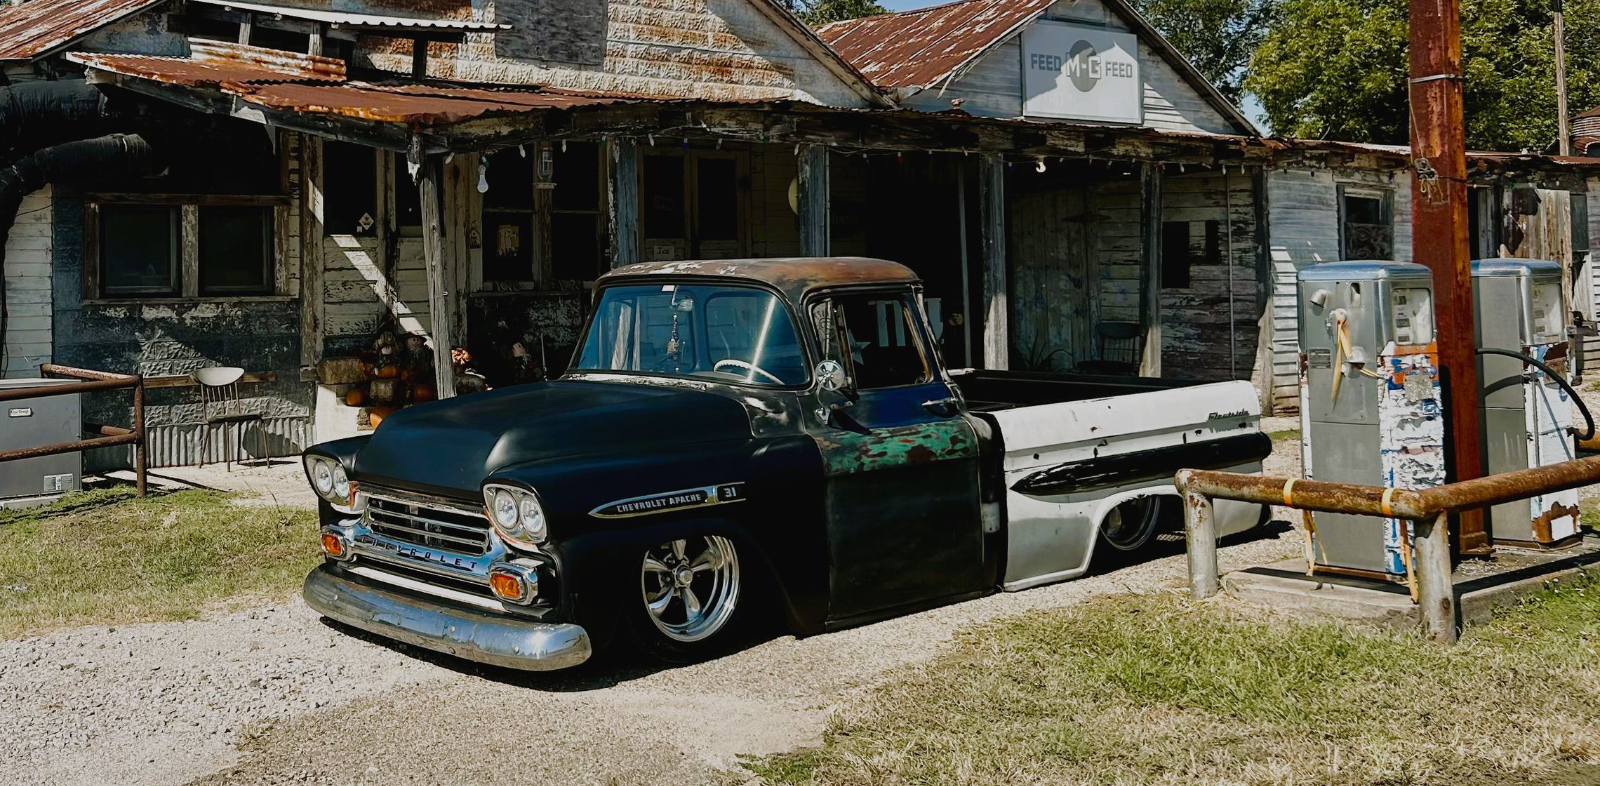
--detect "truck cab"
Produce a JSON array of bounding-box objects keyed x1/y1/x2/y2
[{"x1": 302, "y1": 258, "x2": 1269, "y2": 670}]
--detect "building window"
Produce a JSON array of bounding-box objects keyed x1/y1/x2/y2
[
  {"x1": 324, "y1": 141, "x2": 377, "y2": 236},
  {"x1": 481, "y1": 148, "x2": 536, "y2": 282},
  {"x1": 198, "y1": 206, "x2": 274, "y2": 294},
  {"x1": 550, "y1": 141, "x2": 603, "y2": 281},
  {"x1": 1160, "y1": 219, "x2": 1221, "y2": 289},
  {"x1": 478, "y1": 142, "x2": 605, "y2": 284},
  {"x1": 88, "y1": 197, "x2": 283, "y2": 300},
  {"x1": 101, "y1": 204, "x2": 180, "y2": 296},
  {"x1": 1339, "y1": 186, "x2": 1394, "y2": 260}
]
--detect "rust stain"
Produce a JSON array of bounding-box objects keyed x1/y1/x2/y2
[
  {"x1": 0, "y1": 0, "x2": 166, "y2": 61},
  {"x1": 70, "y1": 41, "x2": 348, "y2": 87},
  {"x1": 605, "y1": 257, "x2": 921, "y2": 305},
  {"x1": 815, "y1": 0, "x2": 1053, "y2": 90}
]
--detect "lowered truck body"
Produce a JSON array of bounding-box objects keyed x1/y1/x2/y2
[{"x1": 301, "y1": 257, "x2": 1268, "y2": 670}]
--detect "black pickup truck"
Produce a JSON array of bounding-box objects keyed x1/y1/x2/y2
[{"x1": 302, "y1": 257, "x2": 1269, "y2": 670}]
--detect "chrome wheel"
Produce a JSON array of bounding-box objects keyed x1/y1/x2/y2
[
  {"x1": 1101, "y1": 497, "x2": 1162, "y2": 552},
  {"x1": 640, "y1": 536, "x2": 741, "y2": 643}
]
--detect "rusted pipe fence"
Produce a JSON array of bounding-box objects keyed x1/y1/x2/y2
[
  {"x1": 0, "y1": 364, "x2": 146, "y2": 496},
  {"x1": 1175, "y1": 454, "x2": 1600, "y2": 643}
]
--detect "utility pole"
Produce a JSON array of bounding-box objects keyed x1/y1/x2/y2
[
  {"x1": 1409, "y1": 0, "x2": 1489, "y2": 553},
  {"x1": 1556, "y1": 0, "x2": 1571, "y2": 156}
]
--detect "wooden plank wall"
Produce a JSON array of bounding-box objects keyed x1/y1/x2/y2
[
  {"x1": 901, "y1": 0, "x2": 1238, "y2": 135},
  {"x1": 1587, "y1": 178, "x2": 1600, "y2": 362},
  {"x1": 1159, "y1": 170, "x2": 1260, "y2": 381},
  {"x1": 1264, "y1": 167, "x2": 1413, "y2": 414},
  {"x1": 2, "y1": 187, "x2": 52, "y2": 378}
]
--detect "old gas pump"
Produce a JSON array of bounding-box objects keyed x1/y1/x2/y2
[
  {"x1": 1473, "y1": 259, "x2": 1592, "y2": 547},
  {"x1": 1298, "y1": 262, "x2": 1447, "y2": 579}
]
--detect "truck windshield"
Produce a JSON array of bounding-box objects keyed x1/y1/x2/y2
[{"x1": 573, "y1": 283, "x2": 808, "y2": 387}]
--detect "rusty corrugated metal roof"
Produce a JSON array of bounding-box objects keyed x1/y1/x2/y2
[
  {"x1": 69, "y1": 41, "x2": 346, "y2": 86},
  {"x1": 0, "y1": 0, "x2": 168, "y2": 61},
  {"x1": 816, "y1": 0, "x2": 1052, "y2": 91},
  {"x1": 189, "y1": 0, "x2": 510, "y2": 31}
]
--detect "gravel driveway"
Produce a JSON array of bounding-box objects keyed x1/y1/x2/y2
[{"x1": 2, "y1": 441, "x2": 1305, "y2": 786}]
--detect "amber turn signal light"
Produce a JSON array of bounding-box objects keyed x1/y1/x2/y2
[
  {"x1": 320, "y1": 533, "x2": 346, "y2": 558},
  {"x1": 489, "y1": 572, "x2": 525, "y2": 601}
]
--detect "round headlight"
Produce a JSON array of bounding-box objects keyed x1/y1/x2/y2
[
  {"x1": 491, "y1": 489, "x2": 520, "y2": 529},
  {"x1": 311, "y1": 461, "x2": 334, "y2": 495},
  {"x1": 519, "y1": 497, "x2": 547, "y2": 541},
  {"x1": 332, "y1": 464, "x2": 350, "y2": 499}
]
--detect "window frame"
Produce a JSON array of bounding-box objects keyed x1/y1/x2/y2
[
  {"x1": 806, "y1": 287, "x2": 936, "y2": 391},
  {"x1": 83, "y1": 192, "x2": 290, "y2": 303},
  {"x1": 1337, "y1": 185, "x2": 1396, "y2": 261}
]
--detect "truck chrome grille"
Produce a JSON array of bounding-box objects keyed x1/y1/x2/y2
[{"x1": 365, "y1": 494, "x2": 490, "y2": 557}]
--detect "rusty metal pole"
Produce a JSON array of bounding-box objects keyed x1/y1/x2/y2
[
  {"x1": 1409, "y1": 0, "x2": 1488, "y2": 554},
  {"x1": 1556, "y1": 0, "x2": 1571, "y2": 157},
  {"x1": 1183, "y1": 488, "x2": 1219, "y2": 599},
  {"x1": 133, "y1": 378, "x2": 147, "y2": 497}
]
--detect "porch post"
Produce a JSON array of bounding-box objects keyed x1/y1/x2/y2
[
  {"x1": 418, "y1": 156, "x2": 456, "y2": 399},
  {"x1": 979, "y1": 152, "x2": 1007, "y2": 370},
  {"x1": 1139, "y1": 162, "x2": 1163, "y2": 376},
  {"x1": 607, "y1": 138, "x2": 640, "y2": 268},
  {"x1": 797, "y1": 144, "x2": 830, "y2": 256}
]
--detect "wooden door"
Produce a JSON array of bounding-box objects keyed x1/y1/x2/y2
[{"x1": 1008, "y1": 187, "x2": 1094, "y2": 371}]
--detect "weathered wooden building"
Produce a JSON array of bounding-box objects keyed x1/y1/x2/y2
[{"x1": 0, "y1": 0, "x2": 1287, "y2": 465}]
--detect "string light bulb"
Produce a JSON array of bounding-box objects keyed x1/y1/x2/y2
[{"x1": 477, "y1": 159, "x2": 489, "y2": 193}]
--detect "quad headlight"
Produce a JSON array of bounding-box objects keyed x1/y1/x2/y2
[
  {"x1": 482, "y1": 483, "x2": 548, "y2": 548},
  {"x1": 304, "y1": 455, "x2": 361, "y2": 512}
]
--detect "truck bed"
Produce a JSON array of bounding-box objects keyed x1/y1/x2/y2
[{"x1": 950, "y1": 369, "x2": 1204, "y2": 412}]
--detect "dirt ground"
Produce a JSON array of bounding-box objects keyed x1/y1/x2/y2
[{"x1": 2, "y1": 443, "x2": 1306, "y2": 786}]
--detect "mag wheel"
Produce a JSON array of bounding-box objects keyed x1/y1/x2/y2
[{"x1": 628, "y1": 535, "x2": 744, "y2": 662}]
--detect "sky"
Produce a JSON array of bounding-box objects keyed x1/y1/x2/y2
[{"x1": 867, "y1": 0, "x2": 1274, "y2": 130}]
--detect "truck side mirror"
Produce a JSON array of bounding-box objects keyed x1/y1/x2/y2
[{"x1": 816, "y1": 360, "x2": 848, "y2": 393}]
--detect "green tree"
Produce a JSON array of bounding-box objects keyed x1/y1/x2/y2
[
  {"x1": 1126, "y1": 0, "x2": 1279, "y2": 102},
  {"x1": 1245, "y1": 0, "x2": 1600, "y2": 150},
  {"x1": 791, "y1": 0, "x2": 887, "y2": 25}
]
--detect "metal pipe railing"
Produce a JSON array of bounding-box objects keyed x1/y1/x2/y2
[
  {"x1": 0, "y1": 364, "x2": 146, "y2": 496},
  {"x1": 1175, "y1": 452, "x2": 1600, "y2": 644}
]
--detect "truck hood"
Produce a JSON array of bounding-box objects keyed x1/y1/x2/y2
[{"x1": 352, "y1": 380, "x2": 752, "y2": 496}]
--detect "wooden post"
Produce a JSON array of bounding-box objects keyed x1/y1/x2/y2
[
  {"x1": 797, "y1": 144, "x2": 830, "y2": 257},
  {"x1": 1139, "y1": 162, "x2": 1163, "y2": 376},
  {"x1": 1410, "y1": 0, "x2": 1487, "y2": 553},
  {"x1": 607, "y1": 138, "x2": 640, "y2": 268},
  {"x1": 978, "y1": 152, "x2": 1007, "y2": 370},
  {"x1": 1556, "y1": 0, "x2": 1571, "y2": 157},
  {"x1": 411, "y1": 38, "x2": 429, "y2": 81},
  {"x1": 1414, "y1": 512, "x2": 1459, "y2": 643},
  {"x1": 133, "y1": 379, "x2": 146, "y2": 497},
  {"x1": 417, "y1": 157, "x2": 456, "y2": 399},
  {"x1": 1183, "y1": 489, "x2": 1219, "y2": 599},
  {"x1": 299, "y1": 135, "x2": 325, "y2": 368}
]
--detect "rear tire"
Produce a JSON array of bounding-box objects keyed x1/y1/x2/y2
[
  {"x1": 624, "y1": 535, "x2": 747, "y2": 664},
  {"x1": 1098, "y1": 496, "x2": 1163, "y2": 553}
]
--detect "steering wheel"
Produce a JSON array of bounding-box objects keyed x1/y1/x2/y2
[{"x1": 713, "y1": 358, "x2": 784, "y2": 385}]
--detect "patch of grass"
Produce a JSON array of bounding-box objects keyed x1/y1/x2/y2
[
  {"x1": 1267, "y1": 428, "x2": 1301, "y2": 442},
  {"x1": 0, "y1": 489, "x2": 318, "y2": 638},
  {"x1": 755, "y1": 585, "x2": 1600, "y2": 786}
]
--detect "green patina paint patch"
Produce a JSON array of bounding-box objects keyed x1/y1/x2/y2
[{"x1": 816, "y1": 419, "x2": 977, "y2": 476}]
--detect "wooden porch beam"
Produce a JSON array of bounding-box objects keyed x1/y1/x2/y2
[
  {"x1": 797, "y1": 144, "x2": 830, "y2": 256},
  {"x1": 417, "y1": 155, "x2": 456, "y2": 398},
  {"x1": 979, "y1": 152, "x2": 1007, "y2": 370},
  {"x1": 607, "y1": 138, "x2": 640, "y2": 268},
  {"x1": 1139, "y1": 161, "x2": 1163, "y2": 376}
]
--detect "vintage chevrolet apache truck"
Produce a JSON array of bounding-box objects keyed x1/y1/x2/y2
[{"x1": 302, "y1": 257, "x2": 1270, "y2": 670}]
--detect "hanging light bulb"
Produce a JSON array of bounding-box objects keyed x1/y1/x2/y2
[
  {"x1": 477, "y1": 159, "x2": 489, "y2": 193},
  {"x1": 561, "y1": 139, "x2": 567, "y2": 152},
  {"x1": 1035, "y1": 157, "x2": 1047, "y2": 173},
  {"x1": 518, "y1": 144, "x2": 526, "y2": 158}
]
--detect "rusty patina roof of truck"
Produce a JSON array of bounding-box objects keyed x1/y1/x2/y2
[{"x1": 602, "y1": 258, "x2": 921, "y2": 302}]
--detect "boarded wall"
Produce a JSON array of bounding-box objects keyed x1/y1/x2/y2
[
  {"x1": 3, "y1": 187, "x2": 52, "y2": 378},
  {"x1": 1159, "y1": 170, "x2": 1262, "y2": 382}
]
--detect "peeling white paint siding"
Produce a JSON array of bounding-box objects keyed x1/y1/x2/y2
[
  {"x1": 901, "y1": 0, "x2": 1237, "y2": 134},
  {"x1": 356, "y1": 0, "x2": 869, "y2": 107},
  {"x1": 3, "y1": 187, "x2": 52, "y2": 378},
  {"x1": 1266, "y1": 168, "x2": 1413, "y2": 414}
]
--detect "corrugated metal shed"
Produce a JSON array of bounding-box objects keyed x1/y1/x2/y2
[
  {"x1": 816, "y1": 0, "x2": 1051, "y2": 90},
  {"x1": 189, "y1": 0, "x2": 510, "y2": 31},
  {"x1": 0, "y1": 0, "x2": 168, "y2": 62}
]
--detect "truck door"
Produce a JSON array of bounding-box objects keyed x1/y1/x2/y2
[{"x1": 810, "y1": 290, "x2": 985, "y2": 621}]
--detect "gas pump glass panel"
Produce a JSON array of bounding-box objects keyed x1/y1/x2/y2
[
  {"x1": 573, "y1": 284, "x2": 808, "y2": 387},
  {"x1": 1391, "y1": 287, "x2": 1434, "y2": 346},
  {"x1": 1530, "y1": 281, "x2": 1566, "y2": 344}
]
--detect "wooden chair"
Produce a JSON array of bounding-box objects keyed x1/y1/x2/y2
[
  {"x1": 193, "y1": 367, "x2": 267, "y2": 471},
  {"x1": 1073, "y1": 322, "x2": 1144, "y2": 376}
]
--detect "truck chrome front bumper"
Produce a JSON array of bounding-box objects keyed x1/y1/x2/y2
[{"x1": 303, "y1": 564, "x2": 592, "y2": 671}]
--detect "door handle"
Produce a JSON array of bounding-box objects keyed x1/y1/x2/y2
[{"x1": 921, "y1": 396, "x2": 959, "y2": 414}]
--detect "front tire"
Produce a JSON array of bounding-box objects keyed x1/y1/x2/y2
[{"x1": 626, "y1": 535, "x2": 745, "y2": 663}]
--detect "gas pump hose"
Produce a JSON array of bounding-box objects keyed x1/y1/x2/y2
[{"x1": 1475, "y1": 347, "x2": 1595, "y2": 441}]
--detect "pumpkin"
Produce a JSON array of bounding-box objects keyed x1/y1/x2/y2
[
  {"x1": 344, "y1": 387, "x2": 366, "y2": 407},
  {"x1": 368, "y1": 406, "x2": 399, "y2": 429},
  {"x1": 373, "y1": 364, "x2": 400, "y2": 380},
  {"x1": 411, "y1": 382, "x2": 437, "y2": 403}
]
